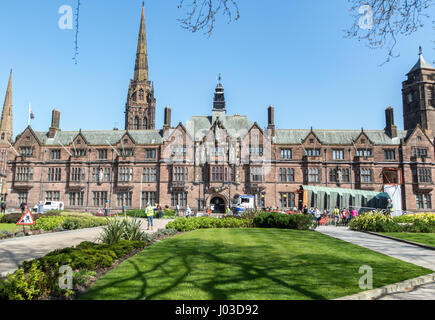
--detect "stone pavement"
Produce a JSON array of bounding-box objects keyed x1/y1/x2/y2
[
  {"x1": 0, "y1": 218, "x2": 172, "y2": 277},
  {"x1": 316, "y1": 226, "x2": 435, "y2": 300}
]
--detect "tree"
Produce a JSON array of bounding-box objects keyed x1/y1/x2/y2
[
  {"x1": 344, "y1": 0, "x2": 433, "y2": 63},
  {"x1": 177, "y1": 0, "x2": 240, "y2": 36}
]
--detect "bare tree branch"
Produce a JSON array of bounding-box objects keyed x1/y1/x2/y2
[
  {"x1": 177, "y1": 0, "x2": 240, "y2": 37},
  {"x1": 345, "y1": 0, "x2": 434, "y2": 64}
]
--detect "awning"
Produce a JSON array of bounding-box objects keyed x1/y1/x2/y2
[{"x1": 302, "y1": 185, "x2": 390, "y2": 200}]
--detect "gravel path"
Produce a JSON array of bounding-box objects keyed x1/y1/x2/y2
[{"x1": 0, "y1": 218, "x2": 172, "y2": 277}]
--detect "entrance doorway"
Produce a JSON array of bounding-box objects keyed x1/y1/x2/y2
[{"x1": 210, "y1": 196, "x2": 226, "y2": 214}]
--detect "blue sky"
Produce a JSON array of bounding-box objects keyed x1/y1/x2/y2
[{"x1": 0, "y1": 1, "x2": 433, "y2": 137}]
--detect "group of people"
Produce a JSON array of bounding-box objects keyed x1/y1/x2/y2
[{"x1": 302, "y1": 205, "x2": 359, "y2": 226}]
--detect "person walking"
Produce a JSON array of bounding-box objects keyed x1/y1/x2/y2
[
  {"x1": 157, "y1": 204, "x2": 163, "y2": 219},
  {"x1": 20, "y1": 202, "x2": 26, "y2": 214},
  {"x1": 302, "y1": 205, "x2": 308, "y2": 215},
  {"x1": 207, "y1": 206, "x2": 211, "y2": 217},
  {"x1": 333, "y1": 207, "x2": 340, "y2": 226},
  {"x1": 104, "y1": 200, "x2": 110, "y2": 217},
  {"x1": 386, "y1": 199, "x2": 394, "y2": 216},
  {"x1": 176, "y1": 204, "x2": 180, "y2": 216},
  {"x1": 1, "y1": 200, "x2": 6, "y2": 214},
  {"x1": 351, "y1": 208, "x2": 359, "y2": 221},
  {"x1": 314, "y1": 208, "x2": 322, "y2": 226},
  {"x1": 342, "y1": 208, "x2": 349, "y2": 226},
  {"x1": 185, "y1": 205, "x2": 191, "y2": 218},
  {"x1": 145, "y1": 202, "x2": 154, "y2": 231}
]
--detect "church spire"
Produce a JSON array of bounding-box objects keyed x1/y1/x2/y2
[
  {"x1": 134, "y1": 2, "x2": 149, "y2": 82},
  {"x1": 0, "y1": 70, "x2": 13, "y2": 142}
]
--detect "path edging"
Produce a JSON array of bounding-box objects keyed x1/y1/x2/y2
[
  {"x1": 335, "y1": 272, "x2": 435, "y2": 300},
  {"x1": 365, "y1": 231, "x2": 435, "y2": 251}
]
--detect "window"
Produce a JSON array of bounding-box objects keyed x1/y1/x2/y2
[
  {"x1": 48, "y1": 168, "x2": 62, "y2": 182},
  {"x1": 211, "y1": 167, "x2": 228, "y2": 182},
  {"x1": 72, "y1": 149, "x2": 87, "y2": 157},
  {"x1": 249, "y1": 146, "x2": 264, "y2": 156},
  {"x1": 19, "y1": 147, "x2": 33, "y2": 157},
  {"x1": 359, "y1": 168, "x2": 373, "y2": 183},
  {"x1": 18, "y1": 192, "x2": 28, "y2": 204},
  {"x1": 93, "y1": 191, "x2": 108, "y2": 207},
  {"x1": 145, "y1": 149, "x2": 156, "y2": 160},
  {"x1": 417, "y1": 168, "x2": 432, "y2": 183},
  {"x1": 71, "y1": 168, "x2": 85, "y2": 182},
  {"x1": 250, "y1": 167, "x2": 264, "y2": 182},
  {"x1": 171, "y1": 192, "x2": 187, "y2": 207},
  {"x1": 332, "y1": 149, "x2": 344, "y2": 160},
  {"x1": 413, "y1": 147, "x2": 428, "y2": 157},
  {"x1": 256, "y1": 193, "x2": 265, "y2": 208},
  {"x1": 69, "y1": 192, "x2": 84, "y2": 206},
  {"x1": 45, "y1": 191, "x2": 60, "y2": 201},
  {"x1": 141, "y1": 192, "x2": 157, "y2": 207},
  {"x1": 120, "y1": 149, "x2": 134, "y2": 157},
  {"x1": 281, "y1": 149, "x2": 292, "y2": 160},
  {"x1": 117, "y1": 192, "x2": 133, "y2": 207},
  {"x1": 417, "y1": 194, "x2": 432, "y2": 210},
  {"x1": 307, "y1": 168, "x2": 321, "y2": 183},
  {"x1": 211, "y1": 146, "x2": 226, "y2": 156},
  {"x1": 119, "y1": 168, "x2": 133, "y2": 182},
  {"x1": 329, "y1": 169, "x2": 338, "y2": 183},
  {"x1": 142, "y1": 168, "x2": 158, "y2": 182},
  {"x1": 279, "y1": 168, "x2": 295, "y2": 182},
  {"x1": 356, "y1": 149, "x2": 373, "y2": 157},
  {"x1": 16, "y1": 167, "x2": 33, "y2": 181},
  {"x1": 305, "y1": 149, "x2": 320, "y2": 157},
  {"x1": 104, "y1": 168, "x2": 111, "y2": 182},
  {"x1": 408, "y1": 93, "x2": 413, "y2": 103},
  {"x1": 384, "y1": 149, "x2": 396, "y2": 161},
  {"x1": 139, "y1": 89, "x2": 144, "y2": 100},
  {"x1": 172, "y1": 146, "x2": 187, "y2": 156},
  {"x1": 98, "y1": 149, "x2": 108, "y2": 160},
  {"x1": 51, "y1": 150, "x2": 61, "y2": 160},
  {"x1": 280, "y1": 193, "x2": 295, "y2": 208},
  {"x1": 173, "y1": 167, "x2": 188, "y2": 182},
  {"x1": 341, "y1": 168, "x2": 350, "y2": 183}
]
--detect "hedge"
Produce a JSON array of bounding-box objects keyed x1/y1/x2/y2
[
  {"x1": 253, "y1": 212, "x2": 315, "y2": 230},
  {"x1": 166, "y1": 217, "x2": 253, "y2": 232}
]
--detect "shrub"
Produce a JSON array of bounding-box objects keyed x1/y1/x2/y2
[
  {"x1": 253, "y1": 212, "x2": 315, "y2": 230},
  {"x1": 166, "y1": 217, "x2": 252, "y2": 232},
  {"x1": 0, "y1": 212, "x2": 59, "y2": 224},
  {"x1": 349, "y1": 211, "x2": 402, "y2": 232},
  {"x1": 98, "y1": 218, "x2": 145, "y2": 245},
  {"x1": 30, "y1": 215, "x2": 108, "y2": 231}
]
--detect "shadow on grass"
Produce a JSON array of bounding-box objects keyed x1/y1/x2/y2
[{"x1": 81, "y1": 229, "x2": 420, "y2": 300}]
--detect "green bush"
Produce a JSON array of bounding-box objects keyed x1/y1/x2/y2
[
  {"x1": 253, "y1": 212, "x2": 315, "y2": 230},
  {"x1": 30, "y1": 215, "x2": 108, "y2": 231},
  {"x1": 166, "y1": 217, "x2": 252, "y2": 232},
  {"x1": 349, "y1": 211, "x2": 402, "y2": 232},
  {"x1": 0, "y1": 212, "x2": 59, "y2": 224}
]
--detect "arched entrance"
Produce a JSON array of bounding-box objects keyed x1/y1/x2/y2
[{"x1": 210, "y1": 196, "x2": 226, "y2": 214}]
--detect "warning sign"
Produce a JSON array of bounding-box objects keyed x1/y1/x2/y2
[{"x1": 16, "y1": 210, "x2": 35, "y2": 226}]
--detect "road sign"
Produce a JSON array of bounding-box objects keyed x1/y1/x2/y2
[{"x1": 16, "y1": 209, "x2": 35, "y2": 226}]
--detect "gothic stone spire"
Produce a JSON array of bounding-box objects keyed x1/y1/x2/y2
[
  {"x1": 0, "y1": 70, "x2": 13, "y2": 142},
  {"x1": 134, "y1": 2, "x2": 149, "y2": 82}
]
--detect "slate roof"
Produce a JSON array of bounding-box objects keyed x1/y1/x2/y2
[
  {"x1": 409, "y1": 54, "x2": 435, "y2": 73},
  {"x1": 273, "y1": 129, "x2": 408, "y2": 145},
  {"x1": 33, "y1": 130, "x2": 163, "y2": 146}
]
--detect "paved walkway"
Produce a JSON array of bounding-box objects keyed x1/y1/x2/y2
[
  {"x1": 316, "y1": 226, "x2": 435, "y2": 300},
  {"x1": 0, "y1": 218, "x2": 172, "y2": 277}
]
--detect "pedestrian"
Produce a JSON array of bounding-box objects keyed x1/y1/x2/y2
[
  {"x1": 333, "y1": 207, "x2": 340, "y2": 226},
  {"x1": 20, "y1": 202, "x2": 26, "y2": 214},
  {"x1": 176, "y1": 204, "x2": 180, "y2": 216},
  {"x1": 225, "y1": 206, "x2": 231, "y2": 216},
  {"x1": 38, "y1": 201, "x2": 44, "y2": 214},
  {"x1": 351, "y1": 208, "x2": 358, "y2": 221},
  {"x1": 207, "y1": 206, "x2": 211, "y2": 216},
  {"x1": 386, "y1": 199, "x2": 394, "y2": 216},
  {"x1": 185, "y1": 205, "x2": 191, "y2": 218},
  {"x1": 303, "y1": 205, "x2": 308, "y2": 215},
  {"x1": 314, "y1": 208, "x2": 322, "y2": 226},
  {"x1": 157, "y1": 204, "x2": 163, "y2": 219},
  {"x1": 104, "y1": 200, "x2": 110, "y2": 217},
  {"x1": 145, "y1": 202, "x2": 154, "y2": 231},
  {"x1": 1, "y1": 200, "x2": 6, "y2": 214},
  {"x1": 342, "y1": 209, "x2": 349, "y2": 226}
]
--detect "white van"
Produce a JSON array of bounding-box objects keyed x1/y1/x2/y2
[{"x1": 33, "y1": 201, "x2": 64, "y2": 213}]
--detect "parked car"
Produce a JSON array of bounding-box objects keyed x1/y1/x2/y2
[{"x1": 33, "y1": 201, "x2": 64, "y2": 213}]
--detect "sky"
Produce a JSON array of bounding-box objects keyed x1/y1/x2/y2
[{"x1": 0, "y1": 0, "x2": 433, "y2": 138}]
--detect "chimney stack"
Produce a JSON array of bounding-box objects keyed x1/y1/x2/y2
[
  {"x1": 268, "y1": 105, "x2": 275, "y2": 136},
  {"x1": 385, "y1": 107, "x2": 398, "y2": 138},
  {"x1": 164, "y1": 106, "x2": 171, "y2": 129},
  {"x1": 48, "y1": 109, "x2": 61, "y2": 138}
]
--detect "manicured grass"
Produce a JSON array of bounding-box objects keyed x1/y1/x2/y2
[
  {"x1": 0, "y1": 223, "x2": 20, "y2": 232},
  {"x1": 381, "y1": 233, "x2": 435, "y2": 247},
  {"x1": 81, "y1": 229, "x2": 432, "y2": 300}
]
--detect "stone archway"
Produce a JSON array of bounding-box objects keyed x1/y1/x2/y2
[{"x1": 209, "y1": 195, "x2": 227, "y2": 214}]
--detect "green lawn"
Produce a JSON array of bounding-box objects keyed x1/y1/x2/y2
[
  {"x1": 381, "y1": 233, "x2": 435, "y2": 247},
  {"x1": 0, "y1": 223, "x2": 20, "y2": 233},
  {"x1": 81, "y1": 229, "x2": 432, "y2": 300}
]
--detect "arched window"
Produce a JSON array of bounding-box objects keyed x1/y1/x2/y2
[
  {"x1": 134, "y1": 117, "x2": 140, "y2": 130},
  {"x1": 139, "y1": 89, "x2": 144, "y2": 100},
  {"x1": 143, "y1": 117, "x2": 148, "y2": 129},
  {"x1": 1, "y1": 133, "x2": 4, "y2": 140}
]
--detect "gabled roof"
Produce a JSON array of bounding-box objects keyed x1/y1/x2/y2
[
  {"x1": 33, "y1": 130, "x2": 163, "y2": 146},
  {"x1": 273, "y1": 129, "x2": 407, "y2": 146}
]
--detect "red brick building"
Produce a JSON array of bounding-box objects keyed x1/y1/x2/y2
[{"x1": 1, "y1": 5, "x2": 434, "y2": 213}]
